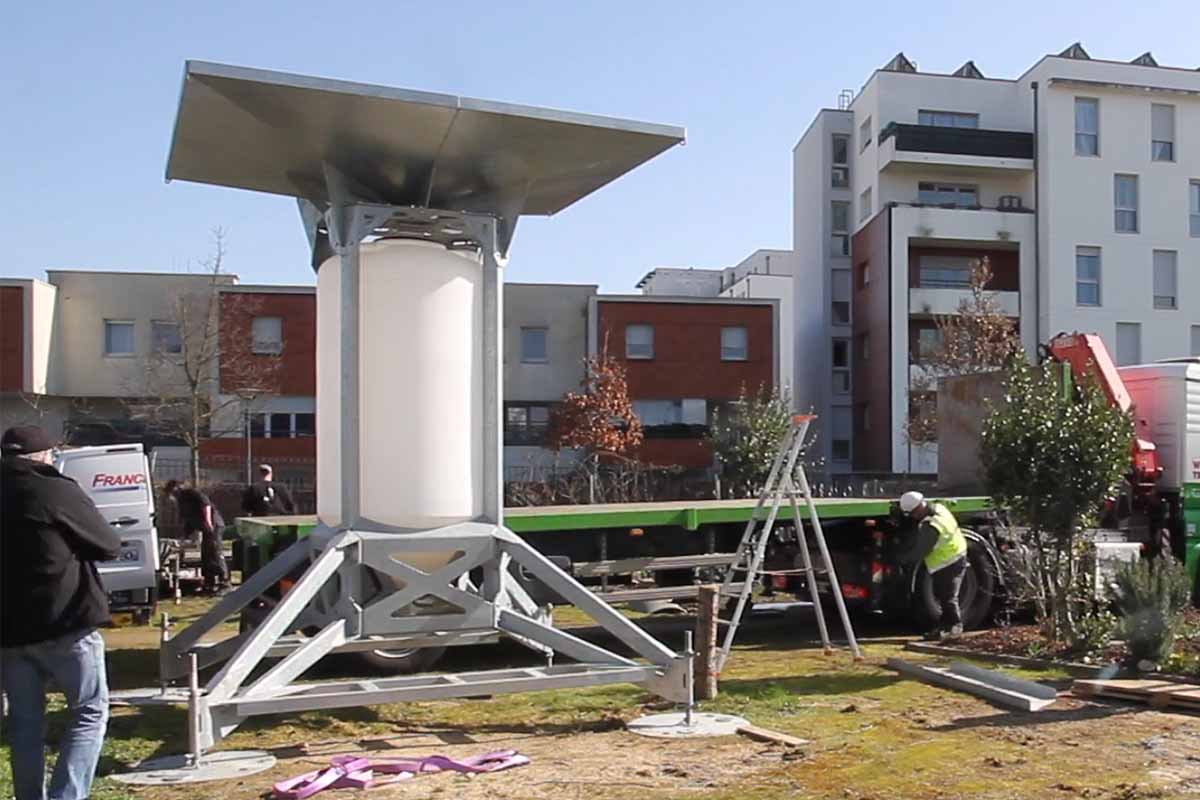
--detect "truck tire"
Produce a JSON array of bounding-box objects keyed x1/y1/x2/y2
[
  {"x1": 357, "y1": 646, "x2": 446, "y2": 674},
  {"x1": 911, "y1": 537, "x2": 998, "y2": 631}
]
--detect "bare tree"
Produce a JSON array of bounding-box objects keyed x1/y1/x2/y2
[
  {"x1": 905, "y1": 257, "x2": 1020, "y2": 445},
  {"x1": 126, "y1": 230, "x2": 277, "y2": 482}
]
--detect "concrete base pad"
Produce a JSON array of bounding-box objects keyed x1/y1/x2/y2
[
  {"x1": 111, "y1": 750, "x2": 277, "y2": 785},
  {"x1": 627, "y1": 712, "x2": 749, "y2": 738},
  {"x1": 109, "y1": 688, "x2": 191, "y2": 706}
]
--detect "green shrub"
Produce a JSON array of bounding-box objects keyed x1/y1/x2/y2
[{"x1": 1111, "y1": 557, "x2": 1191, "y2": 667}]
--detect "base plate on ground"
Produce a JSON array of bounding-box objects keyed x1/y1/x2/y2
[
  {"x1": 109, "y1": 688, "x2": 191, "y2": 706},
  {"x1": 111, "y1": 750, "x2": 277, "y2": 785},
  {"x1": 627, "y1": 712, "x2": 749, "y2": 738}
]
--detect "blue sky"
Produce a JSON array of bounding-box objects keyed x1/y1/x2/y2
[{"x1": 3, "y1": 1, "x2": 1196, "y2": 291}]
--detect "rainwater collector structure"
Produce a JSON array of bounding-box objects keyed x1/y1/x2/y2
[{"x1": 159, "y1": 61, "x2": 689, "y2": 759}]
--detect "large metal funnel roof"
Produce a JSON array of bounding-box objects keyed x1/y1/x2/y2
[{"x1": 166, "y1": 61, "x2": 685, "y2": 228}]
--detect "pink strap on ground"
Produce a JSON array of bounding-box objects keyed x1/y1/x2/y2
[{"x1": 272, "y1": 750, "x2": 530, "y2": 798}]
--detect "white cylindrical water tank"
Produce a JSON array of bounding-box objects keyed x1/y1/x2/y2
[{"x1": 316, "y1": 239, "x2": 483, "y2": 531}]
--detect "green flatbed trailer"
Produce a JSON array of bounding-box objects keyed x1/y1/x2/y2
[{"x1": 234, "y1": 495, "x2": 1001, "y2": 625}]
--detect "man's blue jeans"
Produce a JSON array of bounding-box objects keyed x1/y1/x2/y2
[{"x1": 1, "y1": 629, "x2": 109, "y2": 800}]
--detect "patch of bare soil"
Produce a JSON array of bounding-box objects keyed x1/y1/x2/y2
[{"x1": 132, "y1": 726, "x2": 783, "y2": 800}]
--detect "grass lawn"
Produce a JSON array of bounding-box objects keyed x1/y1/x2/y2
[{"x1": 3, "y1": 601, "x2": 1198, "y2": 799}]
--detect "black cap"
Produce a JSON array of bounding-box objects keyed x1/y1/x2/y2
[{"x1": 1, "y1": 425, "x2": 55, "y2": 455}]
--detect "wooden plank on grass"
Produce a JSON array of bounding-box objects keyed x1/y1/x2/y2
[
  {"x1": 736, "y1": 725, "x2": 809, "y2": 747},
  {"x1": 1072, "y1": 679, "x2": 1200, "y2": 714}
]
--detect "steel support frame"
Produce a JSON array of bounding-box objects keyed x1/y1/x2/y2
[
  {"x1": 184, "y1": 522, "x2": 687, "y2": 751},
  {"x1": 167, "y1": 202, "x2": 685, "y2": 755}
]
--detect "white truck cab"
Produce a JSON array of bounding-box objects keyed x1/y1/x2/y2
[{"x1": 54, "y1": 444, "x2": 160, "y2": 621}]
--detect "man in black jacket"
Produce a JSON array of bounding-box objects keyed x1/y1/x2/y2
[
  {"x1": 241, "y1": 464, "x2": 296, "y2": 517},
  {"x1": 164, "y1": 479, "x2": 230, "y2": 594},
  {"x1": 1, "y1": 425, "x2": 121, "y2": 800}
]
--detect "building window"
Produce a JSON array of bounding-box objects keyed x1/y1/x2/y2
[
  {"x1": 151, "y1": 321, "x2": 182, "y2": 355},
  {"x1": 832, "y1": 134, "x2": 849, "y2": 187},
  {"x1": 831, "y1": 407, "x2": 852, "y2": 463},
  {"x1": 915, "y1": 327, "x2": 943, "y2": 363},
  {"x1": 859, "y1": 116, "x2": 872, "y2": 153},
  {"x1": 720, "y1": 326, "x2": 748, "y2": 361},
  {"x1": 633, "y1": 399, "x2": 707, "y2": 435},
  {"x1": 917, "y1": 110, "x2": 979, "y2": 128},
  {"x1": 1075, "y1": 98, "x2": 1099, "y2": 156},
  {"x1": 505, "y1": 403, "x2": 551, "y2": 445},
  {"x1": 831, "y1": 201, "x2": 850, "y2": 256},
  {"x1": 918, "y1": 254, "x2": 973, "y2": 289},
  {"x1": 1115, "y1": 323, "x2": 1141, "y2": 367},
  {"x1": 249, "y1": 411, "x2": 314, "y2": 438},
  {"x1": 831, "y1": 270, "x2": 851, "y2": 324},
  {"x1": 268, "y1": 413, "x2": 292, "y2": 439},
  {"x1": 251, "y1": 316, "x2": 283, "y2": 354},
  {"x1": 859, "y1": 187, "x2": 872, "y2": 222},
  {"x1": 104, "y1": 320, "x2": 135, "y2": 356},
  {"x1": 625, "y1": 324, "x2": 654, "y2": 359},
  {"x1": 1192, "y1": 325, "x2": 1200, "y2": 357},
  {"x1": 1151, "y1": 104, "x2": 1175, "y2": 162},
  {"x1": 295, "y1": 413, "x2": 315, "y2": 437},
  {"x1": 918, "y1": 182, "x2": 978, "y2": 208},
  {"x1": 520, "y1": 326, "x2": 548, "y2": 363},
  {"x1": 858, "y1": 261, "x2": 870, "y2": 288},
  {"x1": 1075, "y1": 247, "x2": 1101, "y2": 307},
  {"x1": 862, "y1": 402, "x2": 872, "y2": 432},
  {"x1": 1114, "y1": 174, "x2": 1138, "y2": 233},
  {"x1": 832, "y1": 338, "x2": 851, "y2": 394},
  {"x1": 861, "y1": 333, "x2": 870, "y2": 362},
  {"x1": 1190, "y1": 180, "x2": 1200, "y2": 237},
  {"x1": 1153, "y1": 250, "x2": 1178, "y2": 310}
]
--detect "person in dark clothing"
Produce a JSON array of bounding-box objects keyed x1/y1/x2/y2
[
  {"x1": 1, "y1": 425, "x2": 121, "y2": 800},
  {"x1": 241, "y1": 464, "x2": 296, "y2": 517},
  {"x1": 164, "y1": 479, "x2": 230, "y2": 594}
]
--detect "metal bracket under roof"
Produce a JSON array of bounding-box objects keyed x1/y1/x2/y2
[{"x1": 166, "y1": 60, "x2": 685, "y2": 260}]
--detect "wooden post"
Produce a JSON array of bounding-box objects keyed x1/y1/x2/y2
[{"x1": 695, "y1": 584, "x2": 719, "y2": 699}]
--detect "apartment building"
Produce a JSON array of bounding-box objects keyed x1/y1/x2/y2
[
  {"x1": 201, "y1": 285, "x2": 318, "y2": 481},
  {"x1": 794, "y1": 45, "x2": 1200, "y2": 475},
  {"x1": 590, "y1": 295, "x2": 780, "y2": 468},
  {"x1": 502, "y1": 283, "x2": 595, "y2": 478},
  {"x1": 2, "y1": 270, "x2": 778, "y2": 481},
  {"x1": 0, "y1": 270, "x2": 238, "y2": 446},
  {"x1": 637, "y1": 249, "x2": 796, "y2": 391}
]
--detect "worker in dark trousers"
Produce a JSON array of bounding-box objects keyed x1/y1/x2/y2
[
  {"x1": 164, "y1": 479, "x2": 230, "y2": 595},
  {"x1": 899, "y1": 491, "x2": 968, "y2": 641},
  {"x1": 241, "y1": 463, "x2": 296, "y2": 517},
  {"x1": 1, "y1": 425, "x2": 121, "y2": 800}
]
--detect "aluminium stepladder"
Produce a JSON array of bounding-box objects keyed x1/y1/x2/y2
[{"x1": 716, "y1": 415, "x2": 862, "y2": 671}]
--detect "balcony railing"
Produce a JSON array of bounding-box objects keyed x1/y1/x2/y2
[{"x1": 880, "y1": 123, "x2": 1033, "y2": 160}]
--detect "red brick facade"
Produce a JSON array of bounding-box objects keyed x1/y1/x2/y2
[
  {"x1": 219, "y1": 291, "x2": 316, "y2": 396},
  {"x1": 199, "y1": 435, "x2": 316, "y2": 468},
  {"x1": 851, "y1": 211, "x2": 893, "y2": 472},
  {"x1": 597, "y1": 300, "x2": 775, "y2": 469},
  {"x1": 0, "y1": 286, "x2": 23, "y2": 392}
]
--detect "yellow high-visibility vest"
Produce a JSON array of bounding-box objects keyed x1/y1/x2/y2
[{"x1": 924, "y1": 502, "x2": 967, "y2": 573}]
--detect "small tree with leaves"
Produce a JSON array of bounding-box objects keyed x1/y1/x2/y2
[
  {"x1": 547, "y1": 351, "x2": 643, "y2": 457},
  {"x1": 705, "y1": 384, "x2": 816, "y2": 498},
  {"x1": 127, "y1": 230, "x2": 277, "y2": 482},
  {"x1": 981, "y1": 356, "x2": 1133, "y2": 646},
  {"x1": 906, "y1": 257, "x2": 1020, "y2": 444}
]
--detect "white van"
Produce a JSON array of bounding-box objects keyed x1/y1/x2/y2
[{"x1": 54, "y1": 444, "x2": 160, "y2": 621}]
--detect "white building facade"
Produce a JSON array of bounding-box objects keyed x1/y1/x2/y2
[{"x1": 794, "y1": 46, "x2": 1200, "y2": 475}]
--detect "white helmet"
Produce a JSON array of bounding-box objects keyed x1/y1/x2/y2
[{"x1": 899, "y1": 491, "x2": 925, "y2": 514}]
